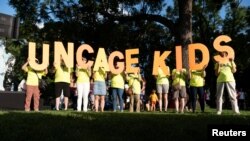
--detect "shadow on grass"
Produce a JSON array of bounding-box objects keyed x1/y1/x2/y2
[{"x1": 0, "y1": 110, "x2": 250, "y2": 141}]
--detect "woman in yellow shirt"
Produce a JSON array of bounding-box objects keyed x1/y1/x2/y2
[
  {"x1": 126, "y1": 68, "x2": 142, "y2": 112},
  {"x1": 93, "y1": 67, "x2": 107, "y2": 112},
  {"x1": 109, "y1": 62, "x2": 125, "y2": 112},
  {"x1": 172, "y1": 68, "x2": 187, "y2": 113},
  {"x1": 189, "y1": 58, "x2": 207, "y2": 113},
  {"x1": 75, "y1": 57, "x2": 92, "y2": 112},
  {"x1": 22, "y1": 58, "x2": 47, "y2": 112},
  {"x1": 214, "y1": 51, "x2": 240, "y2": 115},
  {"x1": 155, "y1": 67, "x2": 170, "y2": 112},
  {"x1": 53, "y1": 58, "x2": 72, "y2": 111}
]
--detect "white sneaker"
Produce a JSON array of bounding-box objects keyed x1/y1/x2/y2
[{"x1": 216, "y1": 111, "x2": 221, "y2": 115}]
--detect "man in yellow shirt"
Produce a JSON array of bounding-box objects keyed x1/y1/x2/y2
[
  {"x1": 22, "y1": 58, "x2": 47, "y2": 112},
  {"x1": 215, "y1": 52, "x2": 240, "y2": 115}
]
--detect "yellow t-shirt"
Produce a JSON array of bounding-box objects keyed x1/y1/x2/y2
[
  {"x1": 127, "y1": 73, "x2": 141, "y2": 95},
  {"x1": 25, "y1": 66, "x2": 46, "y2": 86},
  {"x1": 55, "y1": 66, "x2": 72, "y2": 83},
  {"x1": 76, "y1": 68, "x2": 91, "y2": 83},
  {"x1": 156, "y1": 67, "x2": 170, "y2": 84},
  {"x1": 214, "y1": 61, "x2": 236, "y2": 82},
  {"x1": 111, "y1": 73, "x2": 125, "y2": 89},
  {"x1": 149, "y1": 93, "x2": 158, "y2": 102},
  {"x1": 172, "y1": 69, "x2": 187, "y2": 86},
  {"x1": 94, "y1": 67, "x2": 106, "y2": 82},
  {"x1": 190, "y1": 70, "x2": 205, "y2": 87}
]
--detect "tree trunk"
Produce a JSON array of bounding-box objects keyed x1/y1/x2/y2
[{"x1": 178, "y1": 0, "x2": 192, "y2": 69}]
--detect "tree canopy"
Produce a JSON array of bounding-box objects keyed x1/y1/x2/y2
[{"x1": 5, "y1": 0, "x2": 250, "y2": 101}]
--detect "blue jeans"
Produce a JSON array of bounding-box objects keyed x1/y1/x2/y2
[
  {"x1": 190, "y1": 86, "x2": 205, "y2": 112},
  {"x1": 111, "y1": 88, "x2": 124, "y2": 111}
]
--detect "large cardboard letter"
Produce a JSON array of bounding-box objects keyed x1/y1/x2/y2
[
  {"x1": 152, "y1": 51, "x2": 171, "y2": 75},
  {"x1": 213, "y1": 35, "x2": 235, "y2": 63},
  {"x1": 188, "y1": 43, "x2": 209, "y2": 70},
  {"x1": 93, "y1": 48, "x2": 110, "y2": 71},
  {"x1": 108, "y1": 51, "x2": 124, "y2": 74},
  {"x1": 175, "y1": 46, "x2": 182, "y2": 71},
  {"x1": 125, "y1": 49, "x2": 139, "y2": 73},
  {"x1": 28, "y1": 42, "x2": 49, "y2": 70},
  {"x1": 76, "y1": 44, "x2": 94, "y2": 69},
  {"x1": 54, "y1": 42, "x2": 74, "y2": 68}
]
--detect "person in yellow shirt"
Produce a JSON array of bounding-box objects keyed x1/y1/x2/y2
[
  {"x1": 53, "y1": 57, "x2": 73, "y2": 111},
  {"x1": 93, "y1": 66, "x2": 107, "y2": 112},
  {"x1": 75, "y1": 57, "x2": 92, "y2": 112},
  {"x1": 155, "y1": 67, "x2": 170, "y2": 112},
  {"x1": 149, "y1": 89, "x2": 158, "y2": 112},
  {"x1": 109, "y1": 62, "x2": 125, "y2": 112},
  {"x1": 189, "y1": 58, "x2": 207, "y2": 113},
  {"x1": 126, "y1": 68, "x2": 142, "y2": 112},
  {"x1": 22, "y1": 58, "x2": 47, "y2": 112},
  {"x1": 172, "y1": 68, "x2": 187, "y2": 113},
  {"x1": 214, "y1": 51, "x2": 240, "y2": 115}
]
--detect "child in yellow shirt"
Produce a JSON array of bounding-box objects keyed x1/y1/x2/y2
[{"x1": 149, "y1": 89, "x2": 158, "y2": 111}]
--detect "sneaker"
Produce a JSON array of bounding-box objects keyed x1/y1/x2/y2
[
  {"x1": 25, "y1": 109, "x2": 30, "y2": 112},
  {"x1": 216, "y1": 111, "x2": 221, "y2": 115}
]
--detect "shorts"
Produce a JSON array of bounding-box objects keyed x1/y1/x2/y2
[
  {"x1": 156, "y1": 84, "x2": 169, "y2": 94},
  {"x1": 172, "y1": 86, "x2": 186, "y2": 99},
  {"x1": 55, "y1": 82, "x2": 70, "y2": 97},
  {"x1": 93, "y1": 81, "x2": 106, "y2": 96},
  {"x1": 151, "y1": 101, "x2": 156, "y2": 105}
]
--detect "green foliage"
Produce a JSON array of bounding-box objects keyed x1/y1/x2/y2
[
  {"x1": 5, "y1": 39, "x2": 28, "y2": 83},
  {"x1": 6, "y1": 0, "x2": 250, "y2": 93}
]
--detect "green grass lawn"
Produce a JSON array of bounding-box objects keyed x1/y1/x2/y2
[{"x1": 0, "y1": 108, "x2": 249, "y2": 141}]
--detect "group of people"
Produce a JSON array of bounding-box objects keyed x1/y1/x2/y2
[{"x1": 21, "y1": 51, "x2": 241, "y2": 115}]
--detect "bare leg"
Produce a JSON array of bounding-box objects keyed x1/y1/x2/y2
[
  {"x1": 158, "y1": 93, "x2": 162, "y2": 111},
  {"x1": 175, "y1": 98, "x2": 179, "y2": 113},
  {"x1": 64, "y1": 97, "x2": 68, "y2": 110},
  {"x1": 100, "y1": 96, "x2": 105, "y2": 112},
  {"x1": 55, "y1": 97, "x2": 60, "y2": 110},
  {"x1": 95, "y1": 95, "x2": 100, "y2": 112},
  {"x1": 164, "y1": 93, "x2": 168, "y2": 111},
  {"x1": 180, "y1": 98, "x2": 185, "y2": 113}
]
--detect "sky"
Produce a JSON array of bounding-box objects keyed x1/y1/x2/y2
[{"x1": 0, "y1": 0, "x2": 250, "y2": 17}]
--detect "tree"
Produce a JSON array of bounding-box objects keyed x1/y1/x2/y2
[{"x1": 8, "y1": 0, "x2": 250, "y2": 102}]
